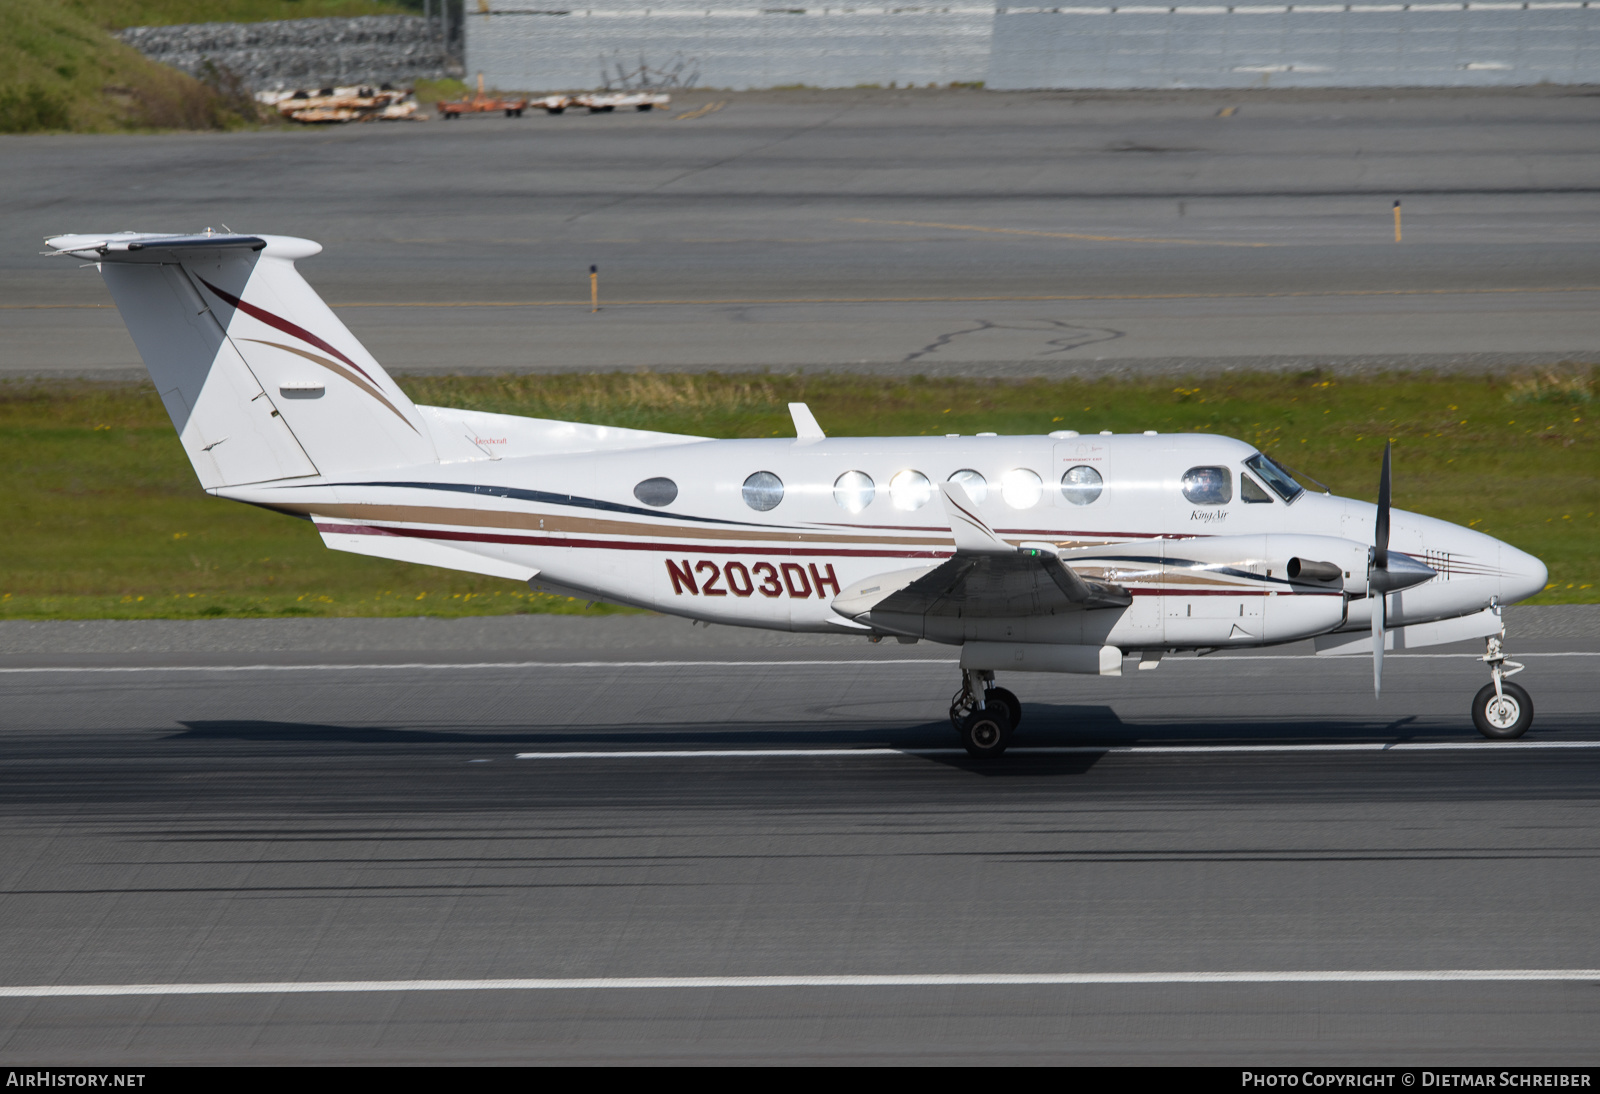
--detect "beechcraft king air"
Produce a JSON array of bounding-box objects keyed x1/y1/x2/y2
[{"x1": 48, "y1": 231, "x2": 1551, "y2": 754}]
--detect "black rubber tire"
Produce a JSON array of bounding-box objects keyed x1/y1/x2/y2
[
  {"x1": 959, "y1": 705, "x2": 1013, "y2": 758},
  {"x1": 638, "y1": 103, "x2": 653, "y2": 111},
  {"x1": 984, "y1": 686, "x2": 1022, "y2": 728},
  {"x1": 1473, "y1": 681, "x2": 1533, "y2": 739},
  {"x1": 548, "y1": 107, "x2": 565, "y2": 114}
]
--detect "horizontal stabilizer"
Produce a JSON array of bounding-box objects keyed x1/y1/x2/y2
[{"x1": 48, "y1": 232, "x2": 268, "y2": 261}]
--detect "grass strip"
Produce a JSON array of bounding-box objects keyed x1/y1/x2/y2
[
  {"x1": 1, "y1": 370, "x2": 1593, "y2": 620},
  {"x1": 2, "y1": 1, "x2": 410, "y2": 134}
]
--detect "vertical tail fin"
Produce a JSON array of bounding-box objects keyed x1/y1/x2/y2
[{"x1": 47, "y1": 232, "x2": 436, "y2": 488}]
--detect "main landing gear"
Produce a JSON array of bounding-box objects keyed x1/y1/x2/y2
[
  {"x1": 1474, "y1": 630, "x2": 1532, "y2": 739},
  {"x1": 950, "y1": 669, "x2": 1022, "y2": 757}
]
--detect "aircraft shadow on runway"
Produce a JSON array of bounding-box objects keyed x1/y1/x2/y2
[{"x1": 169, "y1": 707, "x2": 1473, "y2": 778}]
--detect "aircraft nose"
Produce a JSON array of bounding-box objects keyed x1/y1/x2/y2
[{"x1": 1499, "y1": 542, "x2": 1549, "y2": 604}]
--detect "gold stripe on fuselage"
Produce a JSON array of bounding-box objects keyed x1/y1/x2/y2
[{"x1": 271, "y1": 501, "x2": 957, "y2": 547}]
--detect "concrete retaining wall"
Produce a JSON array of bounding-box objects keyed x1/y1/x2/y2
[
  {"x1": 116, "y1": 16, "x2": 459, "y2": 91},
  {"x1": 987, "y1": 4, "x2": 1600, "y2": 90},
  {"x1": 466, "y1": 3, "x2": 994, "y2": 91},
  {"x1": 122, "y1": 6, "x2": 1600, "y2": 91}
]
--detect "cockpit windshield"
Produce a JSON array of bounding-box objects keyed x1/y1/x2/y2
[{"x1": 1244, "y1": 452, "x2": 1305, "y2": 503}]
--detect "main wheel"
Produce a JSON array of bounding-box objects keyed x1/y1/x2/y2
[
  {"x1": 984, "y1": 686, "x2": 1022, "y2": 728},
  {"x1": 959, "y1": 705, "x2": 1013, "y2": 758},
  {"x1": 1472, "y1": 681, "x2": 1533, "y2": 739}
]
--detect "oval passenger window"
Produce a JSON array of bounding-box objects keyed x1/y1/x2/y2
[
  {"x1": 1182, "y1": 466, "x2": 1233, "y2": 505},
  {"x1": 833, "y1": 470, "x2": 875, "y2": 513},
  {"x1": 742, "y1": 470, "x2": 784, "y2": 512},
  {"x1": 1001, "y1": 468, "x2": 1042, "y2": 509},
  {"x1": 889, "y1": 470, "x2": 932, "y2": 511},
  {"x1": 1060, "y1": 465, "x2": 1103, "y2": 506},
  {"x1": 947, "y1": 468, "x2": 987, "y2": 504},
  {"x1": 633, "y1": 477, "x2": 678, "y2": 507}
]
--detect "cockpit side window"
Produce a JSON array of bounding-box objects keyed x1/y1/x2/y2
[
  {"x1": 1244, "y1": 453, "x2": 1304, "y2": 503},
  {"x1": 1241, "y1": 473, "x2": 1273, "y2": 504},
  {"x1": 1181, "y1": 466, "x2": 1232, "y2": 505}
]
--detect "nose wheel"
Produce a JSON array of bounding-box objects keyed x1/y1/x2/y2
[
  {"x1": 1475, "y1": 627, "x2": 1532, "y2": 740},
  {"x1": 1473, "y1": 681, "x2": 1532, "y2": 739}
]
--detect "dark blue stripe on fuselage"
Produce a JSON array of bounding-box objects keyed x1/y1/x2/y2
[{"x1": 303, "y1": 480, "x2": 785, "y2": 529}]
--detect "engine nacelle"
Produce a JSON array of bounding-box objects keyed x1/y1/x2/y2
[{"x1": 1154, "y1": 533, "x2": 1372, "y2": 596}]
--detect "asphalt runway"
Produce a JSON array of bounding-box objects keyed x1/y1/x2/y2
[
  {"x1": 1, "y1": 622, "x2": 1598, "y2": 1064},
  {"x1": 6, "y1": 87, "x2": 1599, "y2": 378}
]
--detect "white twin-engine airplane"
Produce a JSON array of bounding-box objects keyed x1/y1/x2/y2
[{"x1": 50, "y1": 231, "x2": 1550, "y2": 754}]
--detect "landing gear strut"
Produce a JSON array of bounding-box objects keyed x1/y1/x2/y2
[
  {"x1": 950, "y1": 670, "x2": 1019, "y2": 757},
  {"x1": 1474, "y1": 626, "x2": 1532, "y2": 739}
]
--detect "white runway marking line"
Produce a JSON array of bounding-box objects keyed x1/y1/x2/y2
[
  {"x1": 2, "y1": 970, "x2": 1597, "y2": 999},
  {"x1": 0, "y1": 652, "x2": 1595, "y2": 674},
  {"x1": 515, "y1": 740, "x2": 1600, "y2": 760}
]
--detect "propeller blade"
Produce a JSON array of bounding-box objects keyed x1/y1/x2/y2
[
  {"x1": 1372, "y1": 591, "x2": 1385, "y2": 698},
  {"x1": 1374, "y1": 441, "x2": 1392, "y2": 572}
]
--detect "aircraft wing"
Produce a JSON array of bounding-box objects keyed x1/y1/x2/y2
[
  {"x1": 832, "y1": 483, "x2": 1131, "y2": 623},
  {"x1": 862, "y1": 550, "x2": 1131, "y2": 618}
]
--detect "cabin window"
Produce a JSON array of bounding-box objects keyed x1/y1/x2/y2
[
  {"x1": 948, "y1": 468, "x2": 988, "y2": 504},
  {"x1": 1181, "y1": 466, "x2": 1232, "y2": 505},
  {"x1": 742, "y1": 471, "x2": 784, "y2": 511},
  {"x1": 889, "y1": 469, "x2": 933, "y2": 511},
  {"x1": 633, "y1": 477, "x2": 678, "y2": 507},
  {"x1": 1241, "y1": 473, "x2": 1273, "y2": 504},
  {"x1": 1001, "y1": 468, "x2": 1043, "y2": 509},
  {"x1": 1244, "y1": 453, "x2": 1304, "y2": 503},
  {"x1": 833, "y1": 470, "x2": 875, "y2": 513},
  {"x1": 1059, "y1": 465, "x2": 1103, "y2": 506}
]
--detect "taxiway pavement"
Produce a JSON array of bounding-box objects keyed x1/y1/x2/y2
[
  {"x1": 6, "y1": 88, "x2": 1599, "y2": 379},
  {"x1": 0, "y1": 612, "x2": 1596, "y2": 1063}
]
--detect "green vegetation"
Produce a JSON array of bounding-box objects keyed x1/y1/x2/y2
[
  {"x1": 67, "y1": 1, "x2": 410, "y2": 28},
  {"x1": 1, "y1": 1, "x2": 409, "y2": 134},
  {"x1": 1, "y1": 370, "x2": 1594, "y2": 620},
  {"x1": 412, "y1": 76, "x2": 468, "y2": 105}
]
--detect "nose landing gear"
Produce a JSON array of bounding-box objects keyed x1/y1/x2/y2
[
  {"x1": 1474, "y1": 629, "x2": 1532, "y2": 739},
  {"x1": 950, "y1": 670, "x2": 1022, "y2": 757}
]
